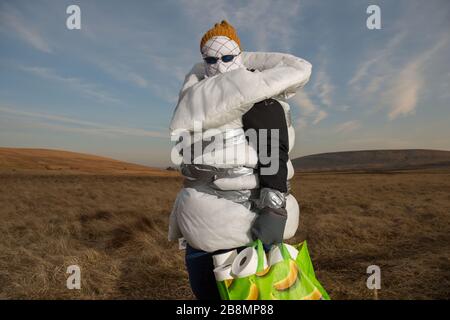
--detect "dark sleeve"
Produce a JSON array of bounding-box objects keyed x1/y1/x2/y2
[{"x1": 242, "y1": 98, "x2": 289, "y2": 193}]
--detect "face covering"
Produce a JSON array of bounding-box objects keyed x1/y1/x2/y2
[{"x1": 201, "y1": 36, "x2": 245, "y2": 77}]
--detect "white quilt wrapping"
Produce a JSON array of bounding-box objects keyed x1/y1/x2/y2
[{"x1": 168, "y1": 52, "x2": 312, "y2": 252}]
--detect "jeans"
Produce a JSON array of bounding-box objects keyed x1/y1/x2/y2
[{"x1": 185, "y1": 243, "x2": 271, "y2": 300}]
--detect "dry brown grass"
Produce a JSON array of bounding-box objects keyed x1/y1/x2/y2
[
  {"x1": 0, "y1": 170, "x2": 449, "y2": 299},
  {"x1": 0, "y1": 147, "x2": 178, "y2": 176},
  {"x1": 290, "y1": 170, "x2": 450, "y2": 300}
]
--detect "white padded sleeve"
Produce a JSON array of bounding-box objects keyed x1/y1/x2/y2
[{"x1": 283, "y1": 194, "x2": 300, "y2": 239}]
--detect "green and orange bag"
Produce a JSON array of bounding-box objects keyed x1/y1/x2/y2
[{"x1": 216, "y1": 240, "x2": 330, "y2": 300}]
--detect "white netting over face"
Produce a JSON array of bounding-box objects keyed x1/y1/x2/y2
[{"x1": 201, "y1": 36, "x2": 245, "y2": 77}]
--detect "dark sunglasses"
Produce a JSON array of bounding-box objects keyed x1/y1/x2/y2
[{"x1": 203, "y1": 53, "x2": 239, "y2": 64}]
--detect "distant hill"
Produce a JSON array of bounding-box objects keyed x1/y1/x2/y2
[
  {"x1": 292, "y1": 149, "x2": 450, "y2": 172},
  {"x1": 0, "y1": 147, "x2": 178, "y2": 176},
  {"x1": 3, "y1": 147, "x2": 449, "y2": 175}
]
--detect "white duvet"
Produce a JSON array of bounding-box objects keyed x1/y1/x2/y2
[{"x1": 168, "y1": 52, "x2": 312, "y2": 252}]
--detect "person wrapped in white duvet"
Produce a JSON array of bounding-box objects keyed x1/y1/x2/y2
[{"x1": 168, "y1": 20, "x2": 312, "y2": 299}]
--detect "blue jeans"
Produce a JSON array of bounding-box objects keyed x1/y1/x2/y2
[{"x1": 185, "y1": 243, "x2": 271, "y2": 300}]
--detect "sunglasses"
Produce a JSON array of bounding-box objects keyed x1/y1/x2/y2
[{"x1": 203, "y1": 53, "x2": 240, "y2": 64}]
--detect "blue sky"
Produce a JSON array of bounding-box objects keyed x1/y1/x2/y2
[{"x1": 0, "y1": 0, "x2": 449, "y2": 167}]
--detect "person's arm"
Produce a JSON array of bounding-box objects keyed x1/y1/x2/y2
[
  {"x1": 242, "y1": 99, "x2": 289, "y2": 193},
  {"x1": 242, "y1": 98, "x2": 289, "y2": 246},
  {"x1": 242, "y1": 98, "x2": 289, "y2": 193}
]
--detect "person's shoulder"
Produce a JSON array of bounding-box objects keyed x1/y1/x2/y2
[{"x1": 253, "y1": 98, "x2": 281, "y2": 106}]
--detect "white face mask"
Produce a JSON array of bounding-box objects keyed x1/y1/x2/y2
[{"x1": 201, "y1": 36, "x2": 245, "y2": 77}]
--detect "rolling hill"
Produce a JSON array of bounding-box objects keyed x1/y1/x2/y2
[
  {"x1": 0, "y1": 147, "x2": 176, "y2": 176},
  {"x1": 2, "y1": 147, "x2": 450, "y2": 175},
  {"x1": 0, "y1": 147, "x2": 449, "y2": 299},
  {"x1": 292, "y1": 149, "x2": 450, "y2": 172}
]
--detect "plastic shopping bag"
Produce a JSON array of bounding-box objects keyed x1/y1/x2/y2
[{"x1": 214, "y1": 239, "x2": 330, "y2": 300}]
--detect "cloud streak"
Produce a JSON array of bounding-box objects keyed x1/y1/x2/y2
[
  {"x1": 0, "y1": 106, "x2": 167, "y2": 138},
  {"x1": 384, "y1": 36, "x2": 449, "y2": 120},
  {"x1": 335, "y1": 120, "x2": 361, "y2": 133},
  {"x1": 0, "y1": 4, "x2": 52, "y2": 53},
  {"x1": 290, "y1": 90, "x2": 328, "y2": 128},
  {"x1": 181, "y1": 0, "x2": 302, "y2": 51},
  {"x1": 313, "y1": 68, "x2": 334, "y2": 107},
  {"x1": 20, "y1": 66, "x2": 121, "y2": 104},
  {"x1": 347, "y1": 3, "x2": 450, "y2": 122},
  {"x1": 348, "y1": 32, "x2": 405, "y2": 88},
  {"x1": 313, "y1": 110, "x2": 328, "y2": 125}
]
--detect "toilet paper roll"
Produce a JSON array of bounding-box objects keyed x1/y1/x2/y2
[
  {"x1": 268, "y1": 244, "x2": 299, "y2": 266},
  {"x1": 213, "y1": 249, "x2": 238, "y2": 268},
  {"x1": 231, "y1": 247, "x2": 268, "y2": 278},
  {"x1": 213, "y1": 263, "x2": 233, "y2": 282}
]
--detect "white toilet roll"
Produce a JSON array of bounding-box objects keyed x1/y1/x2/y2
[
  {"x1": 268, "y1": 244, "x2": 299, "y2": 266},
  {"x1": 213, "y1": 249, "x2": 238, "y2": 268},
  {"x1": 231, "y1": 247, "x2": 268, "y2": 278},
  {"x1": 213, "y1": 263, "x2": 233, "y2": 282}
]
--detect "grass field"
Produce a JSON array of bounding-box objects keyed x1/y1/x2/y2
[{"x1": 0, "y1": 170, "x2": 449, "y2": 299}]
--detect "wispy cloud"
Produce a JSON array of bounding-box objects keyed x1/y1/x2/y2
[
  {"x1": 292, "y1": 91, "x2": 317, "y2": 115},
  {"x1": 348, "y1": 32, "x2": 405, "y2": 89},
  {"x1": 0, "y1": 4, "x2": 52, "y2": 53},
  {"x1": 102, "y1": 62, "x2": 149, "y2": 88},
  {"x1": 0, "y1": 106, "x2": 167, "y2": 138},
  {"x1": 313, "y1": 68, "x2": 334, "y2": 107},
  {"x1": 290, "y1": 91, "x2": 328, "y2": 128},
  {"x1": 68, "y1": 49, "x2": 181, "y2": 104},
  {"x1": 290, "y1": 49, "x2": 333, "y2": 129},
  {"x1": 181, "y1": 0, "x2": 302, "y2": 51},
  {"x1": 347, "y1": 3, "x2": 450, "y2": 122},
  {"x1": 313, "y1": 110, "x2": 328, "y2": 125},
  {"x1": 146, "y1": 52, "x2": 193, "y2": 83},
  {"x1": 336, "y1": 105, "x2": 350, "y2": 112},
  {"x1": 384, "y1": 36, "x2": 449, "y2": 120},
  {"x1": 385, "y1": 60, "x2": 422, "y2": 120},
  {"x1": 336, "y1": 120, "x2": 361, "y2": 133},
  {"x1": 294, "y1": 117, "x2": 308, "y2": 130},
  {"x1": 90, "y1": 58, "x2": 150, "y2": 88},
  {"x1": 20, "y1": 66, "x2": 121, "y2": 104},
  {"x1": 233, "y1": 0, "x2": 302, "y2": 51}
]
